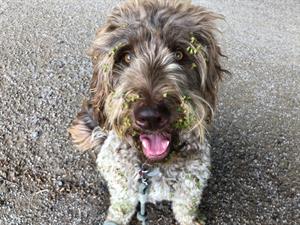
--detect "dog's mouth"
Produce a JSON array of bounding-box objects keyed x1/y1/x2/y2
[{"x1": 139, "y1": 133, "x2": 171, "y2": 161}]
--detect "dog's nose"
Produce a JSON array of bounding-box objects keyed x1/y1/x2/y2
[{"x1": 134, "y1": 103, "x2": 170, "y2": 131}]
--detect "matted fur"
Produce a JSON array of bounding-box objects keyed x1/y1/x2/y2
[{"x1": 69, "y1": 0, "x2": 226, "y2": 224}]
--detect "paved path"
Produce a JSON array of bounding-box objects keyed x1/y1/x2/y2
[{"x1": 0, "y1": 0, "x2": 299, "y2": 224}]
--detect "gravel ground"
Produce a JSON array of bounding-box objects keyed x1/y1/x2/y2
[{"x1": 0, "y1": 0, "x2": 299, "y2": 225}]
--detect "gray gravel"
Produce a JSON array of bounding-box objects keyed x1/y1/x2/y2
[{"x1": 0, "y1": 0, "x2": 299, "y2": 225}]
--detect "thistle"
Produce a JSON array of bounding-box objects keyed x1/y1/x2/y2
[
  {"x1": 125, "y1": 93, "x2": 140, "y2": 103},
  {"x1": 191, "y1": 63, "x2": 197, "y2": 70},
  {"x1": 102, "y1": 63, "x2": 110, "y2": 73},
  {"x1": 173, "y1": 95, "x2": 195, "y2": 129},
  {"x1": 120, "y1": 116, "x2": 131, "y2": 135},
  {"x1": 119, "y1": 93, "x2": 141, "y2": 136},
  {"x1": 187, "y1": 35, "x2": 204, "y2": 56},
  {"x1": 109, "y1": 42, "x2": 126, "y2": 57},
  {"x1": 122, "y1": 93, "x2": 140, "y2": 110}
]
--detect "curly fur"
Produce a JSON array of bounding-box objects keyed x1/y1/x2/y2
[
  {"x1": 68, "y1": 0, "x2": 226, "y2": 224},
  {"x1": 96, "y1": 130, "x2": 210, "y2": 225}
]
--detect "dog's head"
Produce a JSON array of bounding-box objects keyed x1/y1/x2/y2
[{"x1": 70, "y1": 0, "x2": 226, "y2": 161}]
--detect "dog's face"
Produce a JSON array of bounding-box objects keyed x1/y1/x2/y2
[{"x1": 86, "y1": 0, "x2": 225, "y2": 161}]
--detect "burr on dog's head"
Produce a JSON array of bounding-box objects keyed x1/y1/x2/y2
[{"x1": 69, "y1": 0, "x2": 226, "y2": 161}]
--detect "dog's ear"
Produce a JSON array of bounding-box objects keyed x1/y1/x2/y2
[
  {"x1": 69, "y1": 24, "x2": 115, "y2": 150},
  {"x1": 87, "y1": 24, "x2": 117, "y2": 128},
  {"x1": 200, "y1": 34, "x2": 224, "y2": 111},
  {"x1": 68, "y1": 100, "x2": 107, "y2": 151},
  {"x1": 189, "y1": 7, "x2": 227, "y2": 120}
]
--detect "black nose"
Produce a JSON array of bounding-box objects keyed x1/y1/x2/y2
[{"x1": 134, "y1": 103, "x2": 170, "y2": 131}]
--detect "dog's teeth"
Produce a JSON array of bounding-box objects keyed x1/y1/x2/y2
[
  {"x1": 142, "y1": 140, "x2": 150, "y2": 149},
  {"x1": 162, "y1": 141, "x2": 170, "y2": 150}
]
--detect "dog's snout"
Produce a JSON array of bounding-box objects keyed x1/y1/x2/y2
[{"x1": 134, "y1": 103, "x2": 170, "y2": 130}]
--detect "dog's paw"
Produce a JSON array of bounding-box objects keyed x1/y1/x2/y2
[
  {"x1": 194, "y1": 219, "x2": 205, "y2": 225},
  {"x1": 194, "y1": 213, "x2": 206, "y2": 225}
]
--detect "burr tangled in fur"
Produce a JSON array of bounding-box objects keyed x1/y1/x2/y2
[{"x1": 69, "y1": 0, "x2": 227, "y2": 224}]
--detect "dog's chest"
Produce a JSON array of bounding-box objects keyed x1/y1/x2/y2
[
  {"x1": 146, "y1": 171, "x2": 178, "y2": 202},
  {"x1": 96, "y1": 131, "x2": 210, "y2": 203},
  {"x1": 97, "y1": 139, "x2": 178, "y2": 202}
]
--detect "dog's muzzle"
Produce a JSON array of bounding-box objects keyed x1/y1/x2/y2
[{"x1": 134, "y1": 103, "x2": 172, "y2": 161}]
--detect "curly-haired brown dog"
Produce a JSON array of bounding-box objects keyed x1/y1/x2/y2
[{"x1": 69, "y1": 0, "x2": 226, "y2": 224}]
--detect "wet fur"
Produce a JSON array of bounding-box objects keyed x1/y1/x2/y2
[{"x1": 68, "y1": 0, "x2": 226, "y2": 224}]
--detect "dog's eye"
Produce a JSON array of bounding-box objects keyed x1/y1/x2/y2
[
  {"x1": 123, "y1": 53, "x2": 132, "y2": 64},
  {"x1": 175, "y1": 51, "x2": 184, "y2": 61}
]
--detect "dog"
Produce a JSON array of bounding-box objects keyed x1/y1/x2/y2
[{"x1": 69, "y1": 0, "x2": 226, "y2": 224}]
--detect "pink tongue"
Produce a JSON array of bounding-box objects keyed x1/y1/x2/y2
[{"x1": 140, "y1": 134, "x2": 170, "y2": 158}]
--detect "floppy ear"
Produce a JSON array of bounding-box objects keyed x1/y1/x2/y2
[
  {"x1": 200, "y1": 34, "x2": 224, "y2": 112},
  {"x1": 88, "y1": 25, "x2": 116, "y2": 128},
  {"x1": 69, "y1": 25, "x2": 115, "y2": 150},
  {"x1": 68, "y1": 100, "x2": 107, "y2": 151},
  {"x1": 188, "y1": 7, "x2": 227, "y2": 121}
]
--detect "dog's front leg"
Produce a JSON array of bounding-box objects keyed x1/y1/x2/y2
[
  {"x1": 104, "y1": 191, "x2": 138, "y2": 225},
  {"x1": 172, "y1": 191, "x2": 204, "y2": 225}
]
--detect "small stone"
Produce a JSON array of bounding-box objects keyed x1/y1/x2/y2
[
  {"x1": 0, "y1": 184, "x2": 8, "y2": 194},
  {"x1": 0, "y1": 170, "x2": 7, "y2": 179},
  {"x1": 31, "y1": 131, "x2": 42, "y2": 140},
  {"x1": 56, "y1": 180, "x2": 64, "y2": 187}
]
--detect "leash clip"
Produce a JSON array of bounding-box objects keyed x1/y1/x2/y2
[{"x1": 137, "y1": 164, "x2": 160, "y2": 225}]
